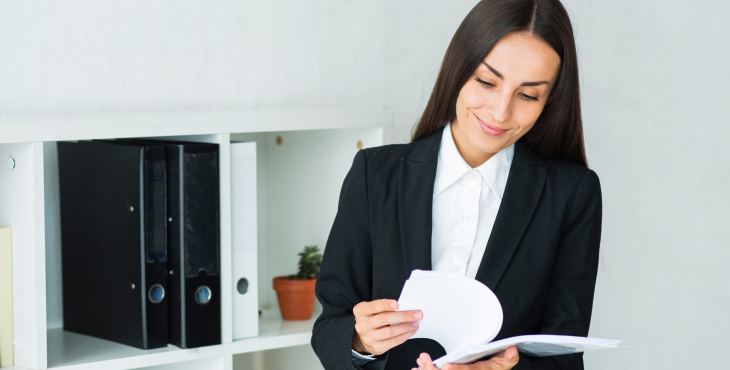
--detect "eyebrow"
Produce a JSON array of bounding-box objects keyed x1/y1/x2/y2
[{"x1": 483, "y1": 62, "x2": 550, "y2": 87}]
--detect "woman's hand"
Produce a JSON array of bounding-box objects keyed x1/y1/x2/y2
[
  {"x1": 352, "y1": 299, "x2": 422, "y2": 355},
  {"x1": 413, "y1": 347, "x2": 519, "y2": 370}
]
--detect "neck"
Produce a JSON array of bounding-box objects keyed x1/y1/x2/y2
[{"x1": 450, "y1": 120, "x2": 496, "y2": 168}]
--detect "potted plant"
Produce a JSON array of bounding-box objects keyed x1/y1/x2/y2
[{"x1": 273, "y1": 245, "x2": 322, "y2": 320}]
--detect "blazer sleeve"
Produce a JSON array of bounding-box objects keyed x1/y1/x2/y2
[
  {"x1": 311, "y1": 150, "x2": 389, "y2": 370},
  {"x1": 514, "y1": 169, "x2": 602, "y2": 370}
]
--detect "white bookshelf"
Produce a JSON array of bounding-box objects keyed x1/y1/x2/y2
[
  {"x1": 6, "y1": 308, "x2": 317, "y2": 370},
  {"x1": 0, "y1": 110, "x2": 392, "y2": 144},
  {"x1": 0, "y1": 110, "x2": 391, "y2": 370}
]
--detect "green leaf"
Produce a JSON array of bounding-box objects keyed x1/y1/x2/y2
[{"x1": 296, "y1": 245, "x2": 322, "y2": 279}]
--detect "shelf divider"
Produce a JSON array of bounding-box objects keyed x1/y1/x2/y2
[{"x1": 0, "y1": 142, "x2": 48, "y2": 369}]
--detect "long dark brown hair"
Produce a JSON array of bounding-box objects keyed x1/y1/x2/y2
[{"x1": 412, "y1": 0, "x2": 587, "y2": 167}]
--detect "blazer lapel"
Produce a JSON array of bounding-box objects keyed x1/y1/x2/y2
[
  {"x1": 398, "y1": 128, "x2": 444, "y2": 273},
  {"x1": 475, "y1": 142, "x2": 548, "y2": 290}
]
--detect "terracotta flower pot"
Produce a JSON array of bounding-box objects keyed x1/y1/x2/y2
[{"x1": 273, "y1": 276, "x2": 317, "y2": 320}]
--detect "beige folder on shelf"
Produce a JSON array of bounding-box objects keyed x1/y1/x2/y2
[{"x1": 0, "y1": 227, "x2": 13, "y2": 368}]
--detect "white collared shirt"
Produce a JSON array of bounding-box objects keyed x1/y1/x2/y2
[
  {"x1": 352, "y1": 123, "x2": 513, "y2": 363},
  {"x1": 431, "y1": 122, "x2": 514, "y2": 279}
]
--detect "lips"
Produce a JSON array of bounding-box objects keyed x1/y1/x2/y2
[{"x1": 477, "y1": 117, "x2": 508, "y2": 136}]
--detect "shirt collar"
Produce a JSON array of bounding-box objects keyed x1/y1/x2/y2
[{"x1": 433, "y1": 122, "x2": 514, "y2": 199}]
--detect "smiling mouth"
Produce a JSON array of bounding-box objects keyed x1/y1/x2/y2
[{"x1": 476, "y1": 116, "x2": 508, "y2": 136}]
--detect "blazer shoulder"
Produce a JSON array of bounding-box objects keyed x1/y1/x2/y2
[
  {"x1": 516, "y1": 141, "x2": 599, "y2": 190},
  {"x1": 546, "y1": 158, "x2": 597, "y2": 179},
  {"x1": 357, "y1": 140, "x2": 421, "y2": 176},
  {"x1": 542, "y1": 158, "x2": 601, "y2": 201},
  {"x1": 361, "y1": 128, "x2": 443, "y2": 167}
]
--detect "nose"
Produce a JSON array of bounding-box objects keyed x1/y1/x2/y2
[{"x1": 488, "y1": 90, "x2": 512, "y2": 123}]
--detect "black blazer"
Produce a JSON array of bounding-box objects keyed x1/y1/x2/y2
[{"x1": 311, "y1": 128, "x2": 602, "y2": 370}]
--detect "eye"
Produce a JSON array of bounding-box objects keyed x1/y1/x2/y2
[
  {"x1": 475, "y1": 78, "x2": 494, "y2": 88},
  {"x1": 519, "y1": 93, "x2": 539, "y2": 102},
  {"x1": 477, "y1": 78, "x2": 540, "y2": 102}
]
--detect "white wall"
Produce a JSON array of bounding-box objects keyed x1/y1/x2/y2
[
  {"x1": 383, "y1": 1, "x2": 481, "y2": 144},
  {"x1": 0, "y1": 0, "x2": 387, "y2": 113},
  {"x1": 3, "y1": 1, "x2": 729, "y2": 369},
  {"x1": 563, "y1": 0, "x2": 730, "y2": 368}
]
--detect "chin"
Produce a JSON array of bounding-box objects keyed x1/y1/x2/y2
[
  {"x1": 469, "y1": 137, "x2": 505, "y2": 155},
  {"x1": 467, "y1": 126, "x2": 509, "y2": 153}
]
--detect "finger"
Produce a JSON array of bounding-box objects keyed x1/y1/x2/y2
[
  {"x1": 490, "y1": 347, "x2": 508, "y2": 359},
  {"x1": 465, "y1": 346, "x2": 518, "y2": 370},
  {"x1": 372, "y1": 321, "x2": 419, "y2": 341},
  {"x1": 441, "y1": 363, "x2": 472, "y2": 370},
  {"x1": 368, "y1": 325, "x2": 418, "y2": 354},
  {"x1": 355, "y1": 299, "x2": 398, "y2": 317},
  {"x1": 502, "y1": 346, "x2": 519, "y2": 366},
  {"x1": 416, "y1": 352, "x2": 438, "y2": 370},
  {"x1": 369, "y1": 310, "x2": 423, "y2": 329},
  {"x1": 490, "y1": 346, "x2": 518, "y2": 363}
]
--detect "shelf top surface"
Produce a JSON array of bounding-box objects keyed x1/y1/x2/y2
[
  {"x1": 40, "y1": 309, "x2": 318, "y2": 370},
  {"x1": 0, "y1": 109, "x2": 392, "y2": 144}
]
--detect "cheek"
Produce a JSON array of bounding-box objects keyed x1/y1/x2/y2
[
  {"x1": 457, "y1": 86, "x2": 486, "y2": 114},
  {"x1": 513, "y1": 104, "x2": 545, "y2": 131}
]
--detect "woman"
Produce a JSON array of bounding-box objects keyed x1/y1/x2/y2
[{"x1": 312, "y1": 0, "x2": 601, "y2": 369}]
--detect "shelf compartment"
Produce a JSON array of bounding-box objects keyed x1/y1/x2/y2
[
  {"x1": 3, "y1": 126, "x2": 384, "y2": 370},
  {"x1": 36, "y1": 309, "x2": 316, "y2": 370}
]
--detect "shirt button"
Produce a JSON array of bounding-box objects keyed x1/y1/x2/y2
[
  {"x1": 464, "y1": 215, "x2": 473, "y2": 223},
  {"x1": 470, "y1": 172, "x2": 480, "y2": 181},
  {"x1": 452, "y1": 265, "x2": 461, "y2": 273}
]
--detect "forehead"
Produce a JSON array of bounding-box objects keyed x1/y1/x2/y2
[{"x1": 482, "y1": 32, "x2": 561, "y2": 82}]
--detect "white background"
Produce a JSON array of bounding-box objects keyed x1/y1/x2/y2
[{"x1": 2, "y1": 1, "x2": 729, "y2": 369}]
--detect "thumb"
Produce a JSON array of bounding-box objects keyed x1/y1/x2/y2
[
  {"x1": 441, "y1": 363, "x2": 473, "y2": 370},
  {"x1": 503, "y1": 346, "x2": 518, "y2": 362},
  {"x1": 495, "y1": 346, "x2": 519, "y2": 367}
]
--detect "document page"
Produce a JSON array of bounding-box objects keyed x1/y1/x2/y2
[
  {"x1": 433, "y1": 335, "x2": 621, "y2": 367},
  {"x1": 396, "y1": 270, "x2": 620, "y2": 369},
  {"x1": 396, "y1": 270, "x2": 503, "y2": 353}
]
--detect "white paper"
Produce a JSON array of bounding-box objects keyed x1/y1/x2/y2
[
  {"x1": 396, "y1": 270, "x2": 503, "y2": 353},
  {"x1": 395, "y1": 270, "x2": 620, "y2": 369},
  {"x1": 433, "y1": 335, "x2": 621, "y2": 368}
]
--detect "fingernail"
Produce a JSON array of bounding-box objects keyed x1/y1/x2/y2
[
  {"x1": 390, "y1": 302, "x2": 398, "y2": 310},
  {"x1": 414, "y1": 311, "x2": 422, "y2": 319},
  {"x1": 417, "y1": 358, "x2": 423, "y2": 366},
  {"x1": 413, "y1": 321, "x2": 419, "y2": 327}
]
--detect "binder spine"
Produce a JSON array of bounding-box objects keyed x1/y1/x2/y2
[
  {"x1": 142, "y1": 147, "x2": 169, "y2": 349},
  {"x1": 231, "y1": 142, "x2": 259, "y2": 340},
  {"x1": 166, "y1": 146, "x2": 186, "y2": 348},
  {"x1": 58, "y1": 141, "x2": 166, "y2": 350},
  {"x1": 181, "y1": 145, "x2": 221, "y2": 348},
  {"x1": 166, "y1": 143, "x2": 221, "y2": 348}
]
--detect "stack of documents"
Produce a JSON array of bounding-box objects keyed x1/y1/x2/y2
[{"x1": 397, "y1": 270, "x2": 619, "y2": 368}]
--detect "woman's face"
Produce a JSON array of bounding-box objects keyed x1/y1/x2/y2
[{"x1": 452, "y1": 32, "x2": 561, "y2": 164}]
